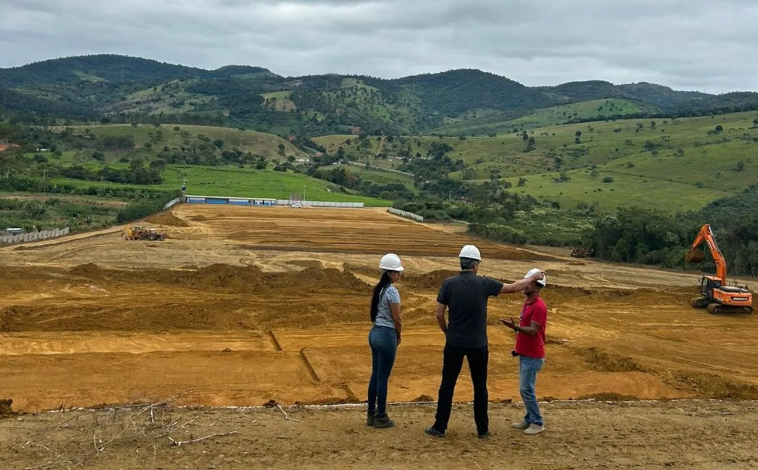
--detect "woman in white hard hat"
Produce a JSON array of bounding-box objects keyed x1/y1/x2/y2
[{"x1": 366, "y1": 253, "x2": 404, "y2": 429}]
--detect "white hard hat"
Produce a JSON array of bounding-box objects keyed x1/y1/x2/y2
[
  {"x1": 459, "y1": 245, "x2": 482, "y2": 261},
  {"x1": 525, "y1": 268, "x2": 546, "y2": 286},
  {"x1": 379, "y1": 253, "x2": 404, "y2": 272}
]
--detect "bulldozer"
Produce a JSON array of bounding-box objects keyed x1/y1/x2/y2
[
  {"x1": 123, "y1": 224, "x2": 165, "y2": 241},
  {"x1": 685, "y1": 224, "x2": 752, "y2": 314}
]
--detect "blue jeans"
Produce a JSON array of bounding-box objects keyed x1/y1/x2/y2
[
  {"x1": 519, "y1": 356, "x2": 545, "y2": 426},
  {"x1": 367, "y1": 325, "x2": 398, "y2": 415}
]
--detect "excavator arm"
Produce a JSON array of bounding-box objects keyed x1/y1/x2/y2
[{"x1": 686, "y1": 224, "x2": 727, "y2": 281}]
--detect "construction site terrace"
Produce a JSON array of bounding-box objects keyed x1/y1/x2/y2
[{"x1": 1, "y1": 204, "x2": 757, "y2": 470}]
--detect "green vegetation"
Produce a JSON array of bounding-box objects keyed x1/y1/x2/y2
[
  {"x1": 437, "y1": 99, "x2": 648, "y2": 134},
  {"x1": 4, "y1": 55, "x2": 758, "y2": 276},
  {"x1": 5, "y1": 54, "x2": 758, "y2": 137},
  {"x1": 583, "y1": 185, "x2": 758, "y2": 276},
  {"x1": 0, "y1": 196, "x2": 123, "y2": 231}
]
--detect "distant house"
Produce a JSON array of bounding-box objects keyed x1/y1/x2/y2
[
  {"x1": 288, "y1": 135, "x2": 297, "y2": 142},
  {"x1": 350, "y1": 126, "x2": 362, "y2": 135},
  {"x1": 314, "y1": 152, "x2": 324, "y2": 157}
]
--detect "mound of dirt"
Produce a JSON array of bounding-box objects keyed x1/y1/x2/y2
[
  {"x1": 190, "y1": 215, "x2": 208, "y2": 222},
  {"x1": 402, "y1": 270, "x2": 459, "y2": 289},
  {"x1": 579, "y1": 347, "x2": 648, "y2": 373},
  {"x1": 69, "y1": 263, "x2": 108, "y2": 280},
  {"x1": 289, "y1": 260, "x2": 324, "y2": 270},
  {"x1": 145, "y1": 211, "x2": 190, "y2": 227},
  {"x1": 671, "y1": 371, "x2": 758, "y2": 399},
  {"x1": 412, "y1": 395, "x2": 434, "y2": 402},
  {"x1": 269, "y1": 267, "x2": 370, "y2": 292},
  {"x1": 0, "y1": 399, "x2": 13, "y2": 417},
  {"x1": 183, "y1": 264, "x2": 269, "y2": 293}
]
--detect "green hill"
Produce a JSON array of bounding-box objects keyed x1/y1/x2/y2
[
  {"x1": 54, "y1": 124, "x2": 304, "y2": 163},
  {"x1": 314, "y1": 110, "x2": 758, "y2": 212},
  {"x1": 5, "y1": 55, "x2": 758, "y2": 137}
]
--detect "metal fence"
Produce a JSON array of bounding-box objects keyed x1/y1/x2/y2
[
  {"x1": 388, "y1": 207, "x2": 423, "y2": 222},
  {"x1": 0, "y1": 227, "x2": 70, "y2": 245}
]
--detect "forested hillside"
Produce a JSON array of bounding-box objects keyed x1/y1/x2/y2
[{"x1": 4, "y1": 55, "x2": 758, "y2": 137}]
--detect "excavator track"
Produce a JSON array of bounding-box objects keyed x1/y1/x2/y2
[
  {"x1": 707, "y1": 303, "x2": 753, "y2": 315},
  {"x1": 691, "y1": 296, "x2": 709, "y2": 308}
]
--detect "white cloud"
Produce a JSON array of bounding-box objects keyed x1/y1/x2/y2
[{"x1": 1, "y1": 0, "x2": 757, "y2": 93}]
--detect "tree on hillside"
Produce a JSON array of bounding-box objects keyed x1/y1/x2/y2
[
  {"x1": 525, "y1": 136, "x2": 536, "y2": 152},
  {"x1": 574, "y1": 130, "x2": 582, "y2": 144}
]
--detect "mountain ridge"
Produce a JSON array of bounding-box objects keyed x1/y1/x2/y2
[{"x1": 3, "y1": 54, "x2": 758, "y2": 136}]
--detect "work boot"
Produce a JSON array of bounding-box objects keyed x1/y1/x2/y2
[
  {"x1": 366, "y1": 412, "x2": 376, "y2": 426},
  {"x1": 524, "y1": 424, "x2": 545, "y2": 435},
  {"x1": 477, "y1": 431, "x2": 491, "y2": 439},
  {"x1": 374, "y1": 413, "x2": 395, "y2": 429},
  {"x1": 511, "y1": 420, "x2": 529, "y2": 430},
  {"x1": 424, "y1": 426, "x2": 445, "y2": 437}
]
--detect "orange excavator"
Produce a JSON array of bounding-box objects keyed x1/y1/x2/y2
[{"x1": 685, "y1": 224, "x2": 753, "y2": 314}]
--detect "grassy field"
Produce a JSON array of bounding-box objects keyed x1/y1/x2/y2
[
  {"x1": 262, "y1": 91, "x2": 296, "y2": 112},
  {"x1": 436, "y1": 99, "x2": 649, "y2": 134},
  {"x1": 44, "y1": 165, "x2": 389, "y2": 206},
  {"x1": 335, "y1": 164, "x2": 417, "y2": 188},
  {"x1": 56, "y1": 124, "x2": 304, "y2": 163},
  {"x1": 503, "y1": 168, "x2": 732, "y2": 213},
  {"x1": 316, "y1": 110, "x2": 758, "y2": 212}
]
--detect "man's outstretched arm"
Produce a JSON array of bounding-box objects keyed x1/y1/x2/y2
[{"x1": 500, "y1": 271, "x2": 545, "y2": 294}]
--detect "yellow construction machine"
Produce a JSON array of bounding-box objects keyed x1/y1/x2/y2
[
  {"x1": 123, "y1": 224, "x2": 165, "y2": 241},
  {"x1": 686, "y1": 224, "x2": 752, "y2": 314}
]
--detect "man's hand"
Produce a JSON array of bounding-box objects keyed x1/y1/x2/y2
[
  {"x1": 397, "y1": 335, "x2": 402, "y2": 345},
  {"x1": 500, "y1": 317, "x2": 517, "y2": 330},
  {"x1": 530, "y1": 271, "x2": 546, "y2": 282}
]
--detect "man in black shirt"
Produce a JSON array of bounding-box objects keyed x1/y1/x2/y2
[{"x1": 425, "y1": 245, "x2": 544, "y2": 438}]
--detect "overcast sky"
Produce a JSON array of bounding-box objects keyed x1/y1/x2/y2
[{"x1": 2, "y1": 0, "x2": 757, "y2": 93}]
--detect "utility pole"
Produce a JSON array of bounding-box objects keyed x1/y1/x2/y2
[{"x1": 303, "y1": 185, "x2": 307, "y2": 202}]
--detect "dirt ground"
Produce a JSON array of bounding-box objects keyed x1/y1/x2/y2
[
  {"x1": 2, "y1": 401, "x2": 758, "y2": 469},
  {"x1": 1, "y1": 204, "x2": 757, "y2": 469}
]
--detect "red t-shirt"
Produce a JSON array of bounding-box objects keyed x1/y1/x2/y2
[{"x1": 515, "y1": 296, "x2": 547, "y2": 359}]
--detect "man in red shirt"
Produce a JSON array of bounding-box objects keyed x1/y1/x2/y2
[{"x1": 501, "y1": 268, "x2": 547, "y2": 435}]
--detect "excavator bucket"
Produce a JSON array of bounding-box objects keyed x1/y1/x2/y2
[{"x1": 685, "y1": 249, "x2": 705, "y2": 264}]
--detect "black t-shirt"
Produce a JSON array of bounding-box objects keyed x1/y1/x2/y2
[{"x1": 437, "y1": 271, "x2": 504, "y2": 348}]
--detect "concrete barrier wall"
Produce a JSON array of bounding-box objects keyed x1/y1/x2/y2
[
  {"x1": 388, "y1": 207, "x2": 423, "y2": 222},
  {"x1": 0, "y1": 227, "x2": 70, "y2": 245},
  {"x1": 163, "y1": 197, "x2": 182, "y2": 210}
]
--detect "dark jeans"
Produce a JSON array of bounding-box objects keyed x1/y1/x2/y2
[
  {"x1": 433, "y1": 344, "x2": 489, "y2": 435},
  {"x1": 367, "y1": 325, "x2": 398, "y2": 415}
]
